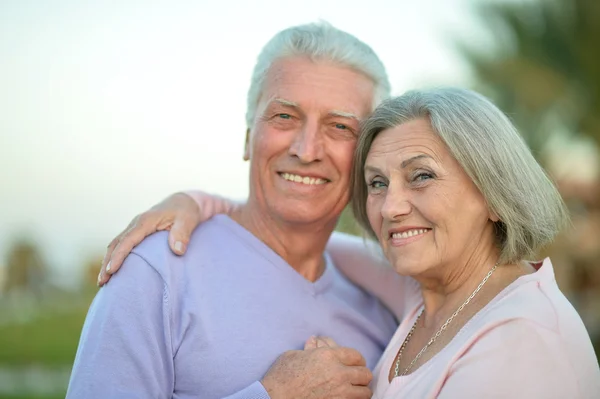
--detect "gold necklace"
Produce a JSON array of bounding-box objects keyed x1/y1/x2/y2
[{"x1": 393, "y1": 262, "x2": 499, "y2": 377}]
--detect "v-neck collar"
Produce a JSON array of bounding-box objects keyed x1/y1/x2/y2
[{"x1": 213, "y1": 214, "x2": 335, "y2": 295}]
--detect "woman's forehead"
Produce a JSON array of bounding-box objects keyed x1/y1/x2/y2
[{"x1": 367, "y1": 120, "x2": 448, "y2": 163}]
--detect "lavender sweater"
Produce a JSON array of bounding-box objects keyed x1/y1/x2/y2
[{"x1": 66, "y1": 215, "x2": 397, "y2": 398}]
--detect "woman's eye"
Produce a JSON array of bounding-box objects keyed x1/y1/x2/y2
[
  {"x1": 413, "y1": 172, "x2": 434, "y2": 182},
  {"x1": 367, "y1": 180, "x2": 387, "y2": 193}
]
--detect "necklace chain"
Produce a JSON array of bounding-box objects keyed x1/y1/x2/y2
[{"x1": 393, "y1": 262, "x2": 499, "y2": 377}]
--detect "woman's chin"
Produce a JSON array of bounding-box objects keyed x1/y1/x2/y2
[{"x1": 389, "y1": 259, "x2": 429, "y2": 277}]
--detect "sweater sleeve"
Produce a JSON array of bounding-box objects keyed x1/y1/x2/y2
[
  {"x1": 326, "y1": 231, "x2": 419, "y2": 321},
  {"x1": 223, "y1": 381, "x2": 270, "y2": 399},
  {"x1": 438, "y1": 318, "x2": 582, "y2": 398},
  {"x1": 66, "y1": 253, "x2": 174, "y2": 399},
  {"x1": 186, "y1": 190, "x2": 243, "y2": 221}
]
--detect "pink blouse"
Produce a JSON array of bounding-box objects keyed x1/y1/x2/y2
[{"x1": 370, "y1": 258, "x2": 600, "y2": 398}]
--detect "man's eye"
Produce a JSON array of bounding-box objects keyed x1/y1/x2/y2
[
  {"x1": 335, "y1": 123, "x2": 347, "y2": 130},
  {"x1": 278, "y1": 114, "x2": 292, "y2": 119}
]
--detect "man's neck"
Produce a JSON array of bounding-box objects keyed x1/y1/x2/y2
[{"x1": 231, "y1": 204, "x2": 338, "y2": 282}]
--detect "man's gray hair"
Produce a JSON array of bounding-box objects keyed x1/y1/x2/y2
[
  {"x1": 246, "y1": 21, "x2": 391, "y2": 127},
  {"x1": 352, "y1": 87, "x2": 569, "y2": 264}
]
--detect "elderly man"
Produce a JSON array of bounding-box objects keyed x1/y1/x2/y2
[{"x1": 67, "y1": 22, "x2": 400, "y2": 399}]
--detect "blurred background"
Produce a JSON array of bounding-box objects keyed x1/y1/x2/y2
[{"x1": 1, "y1": 0, "x2": 598, "y2": 397}]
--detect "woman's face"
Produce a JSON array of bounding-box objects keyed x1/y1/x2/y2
[{"x1": 364, "y1": 118, "x2": 497, "y2": 277}]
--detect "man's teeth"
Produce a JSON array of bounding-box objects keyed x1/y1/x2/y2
[
  {"x1": 281, "y1": 173, "x2": 327, "y2": 185},
  {"x1": 392, "y1": 229, "x2": 428, "y2": 239}
]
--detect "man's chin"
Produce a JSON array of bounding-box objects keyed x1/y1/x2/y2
[{"x1": 269, "y1": 203, "x2": 342, "y2": 226}]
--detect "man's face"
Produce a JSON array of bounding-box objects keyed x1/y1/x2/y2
[{"x1": 246, "y1": 56, "x2": 375, "y2": 227}]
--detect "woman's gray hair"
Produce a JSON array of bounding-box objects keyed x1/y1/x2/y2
[
  {"x1": 352, "y1": 87, "x2": 569, "y2": 264},
  {"x1": 245, "y1": 21, "x2": 390, "y2": 127}
]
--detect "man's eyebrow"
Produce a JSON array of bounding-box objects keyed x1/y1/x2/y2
[
  {"x1": 401, "y1": 154, "x2": 433, "y2": 168},
  {"x1": 271, "y1": 98, "x2": 299, "y2": 108},
  {"x1": 329, "y1": 110, "x2": 360, "y2": 121}
]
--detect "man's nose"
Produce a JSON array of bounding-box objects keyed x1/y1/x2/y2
[
  {"x1": 288, "y1": 120, "x2": 324, "y2": 163},
  {"x1": 380, "y1": 182, "x2": 412, "y2": 221}
]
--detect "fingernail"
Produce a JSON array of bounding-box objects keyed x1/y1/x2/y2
[
  {"x1": 174, "y1": 241, "x2": 184, "y2": 253},
  {"x1": 106, "y1": 261, "x2": 112, "y2": 273},
  {"x1": 97, "y1": 272, "x2": 102, "y2": 286}
]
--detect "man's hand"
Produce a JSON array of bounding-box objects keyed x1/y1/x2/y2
[
  {"x1": 97, "y1": 193, "x2": 201, "y2": 286},
  {"x1": 304, "y1": 335, "x2": 339, "y2": 350},
  {"x1": 261, "y1": 345, "x2": 372, "y2": 399}
]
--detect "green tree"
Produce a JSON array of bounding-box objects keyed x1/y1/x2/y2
[
  {"x1": 3, "y1": 239, "x2": 48, "y2": 299},
  {"x1": 460, "y1": 0, "x2": 600, "y2": 157},
  {"x1": 335, "y1": 206, "x2": 364, "y2": 236}
]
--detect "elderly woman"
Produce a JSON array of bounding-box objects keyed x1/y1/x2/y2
[
  {"x1": 98, "y1": 88, "x2": 600, "y2": 397},
  {"x1": 343, "y1": 87, "x2": 599, "y2": 397}
]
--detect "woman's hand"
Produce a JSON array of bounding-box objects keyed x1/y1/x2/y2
[{"x1": 97, "y1": 192, "x2": 202, "y2": 286}]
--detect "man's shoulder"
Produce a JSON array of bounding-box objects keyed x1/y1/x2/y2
[
  {"x1": 128, "y1": 230, "x2": 178, "y2": 281},
  {"x1": 130, "y1": 216, "x2": 255, "y2": 280},
  {"x1": 133, "y1": 214, "x2": 231, "y2": 253}
]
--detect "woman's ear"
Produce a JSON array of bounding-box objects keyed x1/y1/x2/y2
[
  {"x1": 489, "y1": 210, "x2": 500, "y2": 222},
  {"x1": 243, "y1": 128, "x2": 251, "y2": 161}
]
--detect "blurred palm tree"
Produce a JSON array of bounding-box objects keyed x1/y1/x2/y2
[
  {"x1": 3, "y1": 239, "x2": 48, "y2": 300},
  {"x1": 460, "y1": 0, "x2": 600, "y2": 157}
]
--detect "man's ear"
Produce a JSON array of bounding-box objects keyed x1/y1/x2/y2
[{"x1": 243, "y1": 128, "x2": 251, "y2": 161}]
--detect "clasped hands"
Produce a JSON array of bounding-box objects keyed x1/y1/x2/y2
[{"x1": 261, "y1": 336, "x2": 373, "y2": 399}]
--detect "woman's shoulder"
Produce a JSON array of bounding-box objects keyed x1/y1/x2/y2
[
  {"x1": 454, "y1": 258, "x2": 599, "y2": 385},
  {"x1": 467, "y1": 259, "x2": 564, "y2": 332},
  {"x1": 474, "y1": 258, "x2": 584, "y2": 334}
]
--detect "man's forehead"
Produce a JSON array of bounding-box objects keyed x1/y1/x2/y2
[{"x1": 259, "y1": 57, "x2": 375, "y2": 117}]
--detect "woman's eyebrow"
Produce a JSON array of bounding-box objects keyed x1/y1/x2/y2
[
  {"x1": 401, "y1": 154, "x2": 433, "y2": 168},
  {"x1": 364, "y1": 165, "x2": 383, "y2": 175}
]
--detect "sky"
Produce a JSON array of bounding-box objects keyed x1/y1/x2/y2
[{"x1": 0, "y1": 0, "x2": 515, "y2": 287}]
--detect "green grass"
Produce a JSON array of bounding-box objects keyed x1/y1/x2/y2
[{"x1": 0, "y1": 306, "x2": 89, "y2": 366}]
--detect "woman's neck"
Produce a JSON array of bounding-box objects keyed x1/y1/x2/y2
[
  {"x1": 416, "y1": 253, "x2": 537, "y2": 329},
  {"x1": 417, "y1": 248, "x2": 500, "y2": 328}
]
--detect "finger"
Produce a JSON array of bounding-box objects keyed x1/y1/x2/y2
[
  {"x1": 106, "y1": 224, "x2": 153, "y2": 275},
  {"x1": 303, "y1": 336, "x2": 318, "y2": 350},
  {"x1": 347, "y1": 386, "x2": 372, "y2": 399},
  {"x1": 333, "y1": 347, "x2": 366, "y2": 367},
  {"x1": 347, "y1": 366, "x2": 372, "y2": 386},
  {"x1": 315, "y1": 336, "x2": 338, "y2": 348},
  {"x1": 168, "y1": 217, "x2": 196, "y2": 255},
  {"x1": 98, "y1": 235, "x2": 121, "y2": 286},
  {"x1": 98, "y1": 212, "x2": 143, "y2": 284}
]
